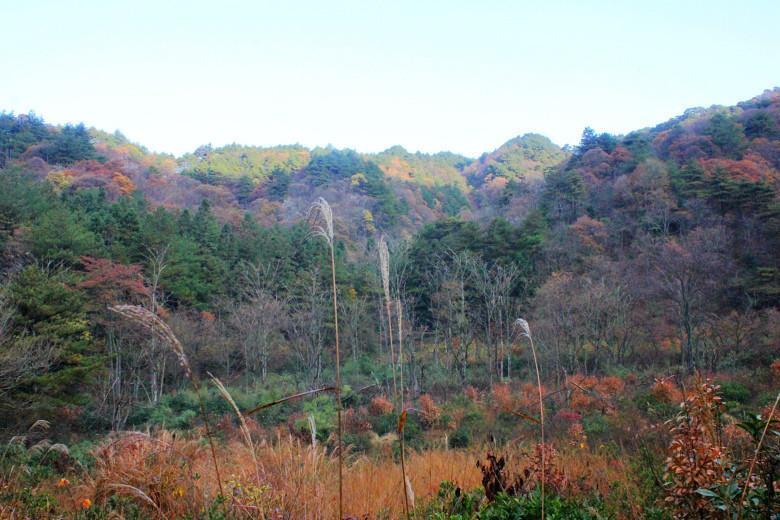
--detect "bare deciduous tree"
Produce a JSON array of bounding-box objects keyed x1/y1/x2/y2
[
  {"x1": 231, "y1": 290, "x2": 284, "y2": 383},
  {"x1": 427, "y1": 251, "x2": 477, "y2": 383},
  {"x1": 341, "y1": 292, "x2": 370, "y2": 365},
  {"x1": 284, "y1": 268, "x2": 330, "y2": 388},
  {"x1": 645, "y1": 226, "x2": 735, "y2": 372},
  {"x1": 469, "y1": 257, "x2": 520, "y2": 383}
]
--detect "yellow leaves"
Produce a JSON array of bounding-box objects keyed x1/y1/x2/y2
[
  {"x1": 350, "y1": 173, "x2": 367, "y2": 187},
  {"x1": 112, "y1": 172, "x2": 136, "y2": 195},
  {"x1": 47, "y1": 168, "x2": 74, "y2": 190},
  {"x1": 362, "y1": 210, "x2": 376, "y2": 232}
]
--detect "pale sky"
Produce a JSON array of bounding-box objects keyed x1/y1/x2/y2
[{"x1": 1, "y1": 1, "x2": 778, "y2": 158}]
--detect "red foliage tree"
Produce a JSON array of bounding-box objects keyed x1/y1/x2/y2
[{"x1": 78, "y1": 256, "x2": 148, "y2": 308}]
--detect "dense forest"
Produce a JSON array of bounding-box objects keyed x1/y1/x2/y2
[{"x1": 1, "y1": 88, "x2": 779, "y2": 519}]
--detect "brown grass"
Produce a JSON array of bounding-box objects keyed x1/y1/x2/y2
[{"x1": 15, "y1": 430, "x2": 644, "y2": 520}]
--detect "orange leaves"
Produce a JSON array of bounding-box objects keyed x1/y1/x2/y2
[
  {"x1": 609, "y1": 145, "x2": 633, "y2": 163},
  {"x1": 112, "y1": 172, "x2": 136, "y2": 195},
  {"x1": 77, "y1": 256, "x2": 148, "y2": 306},
  {"x1": 651, "y1": 377, "x2": 683, "y2": 404},
  {"x1": 368, "y1": 395, "x2": 394, "y2": 416},
  {"x1": 570, "y1": 215, "x2": 608, "y2": 255},
  {"x1": 663, "y1": 377, "x2": 727, "y2": 518},
  {"x1": 418, "y1": 394, "x2": 440, "y2": 429},
  {"x1": 490, "y1": 383, "x2": 514, "y2": 410},
  {"x1": 699, "y1": 157, "x2": 772, "y2": 183},
  {"x1": 567, "y1": 374, "x2": 625, "y2": 414},
  {"x1": 486, "y1": 382, "x2": 548, "y2": 414},
  {"x1": 46, "y1": 159, "x2": 137, "y2": 198}
]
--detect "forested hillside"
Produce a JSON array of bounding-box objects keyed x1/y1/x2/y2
[{"x1": 1, "y1": 88, "x2": 779, "y2": 519}]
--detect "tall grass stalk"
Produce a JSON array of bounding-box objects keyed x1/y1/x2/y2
[
  {"x1": 739, "y1": 389, "x2": 780, "y2": 517},
  {"x1": 109, "y1": 305, "x2": 225, "y2": 498},
  {"x1": 397, "y1": 299, "x2": 412, "y2": 518},
  {"x1": 379, "y1": 236, "x2": 398, "y2": 406},
  {"x1": 208, "y1": 373, "x2": 263, "y2": 494},
  {"x1": 397, "y1": 408, "x2": 414, "y2": 517},
  {"x1": 397, "y1": 298, "x2": 404, "y2": 405},
  {"x1": 381, "y1": 238, "x2": 412, "y2": 517},
  {"x1": 307, "y1": 197, "x2": 343, "y2": 520},
  {"x1": 514, "y1": 318, "x2": 544, "y2": 520}
]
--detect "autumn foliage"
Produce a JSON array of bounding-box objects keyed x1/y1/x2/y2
[{"x1": 663, "y1": 378, "x2": 727, "y2": 517}]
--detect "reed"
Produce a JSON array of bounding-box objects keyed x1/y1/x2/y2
[
  {"x1": 109, "y1": 304, "x2": 224, "y2": 498},
  {"x1": 379, "y1": 235, "x2": 398, "y2": 406},
  {"x1": 514, "y1": 317, "x2": 544, "y2": 520},
  {"x1": 381, "y1": 237, "x2": 412, "y2": 517},
  {"x1": 397, "y1": 408, "x2": 415, "y2": 517},
  {"x1": 307, "y1": 197, "x2": 344, "y2": 520},
  {"x1": 397, "y1": 297, "x2": 404, "y2": 405}
]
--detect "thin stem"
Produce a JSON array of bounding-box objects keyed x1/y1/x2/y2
[
  {"x1": 398, "y1": 409, "x2": 411, "y2": 518},
  {"x1": 524, "y1": 328, "x2": 544, "y2": 520},
  {"x1": 385, "y1": 298, "x2": 398, "y2": 408},
  {"x1": 330, "y1": 243, "x2": 343, "y2": 520},
  {"x1": 739, "y1": 390, "x2": 780, "y2": 516},
  {"x1": 528, "y1": 333, "x2": 544, "y2": 520},
  {"x1": 400, "y1": 434, "x2": 410, "y2": 518},
  {"x1": 397, "y1": 298, "x2": 404, "y2": 406}
]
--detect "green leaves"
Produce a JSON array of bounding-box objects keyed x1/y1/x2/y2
[{"x1": 735, "y1": 412, "x2": 779, "y2": 442}]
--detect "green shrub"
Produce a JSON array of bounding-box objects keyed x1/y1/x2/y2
[
  {"x1": 717, "y1": 381, "x2": 750, "y2": 403},
  {"x1": 449, "y1": 427, "x2": 470, "y2": 449},
  {"x1": 343, "y1": 432, "x2": 372, "y2": 453},
  {"x1": 425, "y1": 484, "x2": 606, "y2": 520},
  {"x1": 582, "y1": 412, "x2": 609, "y2": 439}
]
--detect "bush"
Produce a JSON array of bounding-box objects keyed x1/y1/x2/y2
[
  {"x1": 419, "y1": 394, "x2": 441, "y2": 429},
  {"x1": 582, "y1": 413, "x2": 609, "y2": 439},
  {"x1": 343, "y1": 432, "x2": 372, "y2": 453},
  {"x1": 369, "y1": 395, "x2": 394, "y2": 416},
  {"x1": 425, "y1": 485, "x2": 605, "y2": 520},
  {"x1": 449, "y1": 427, "x2": 470, "y2": 449},
  {"x1": 717, "y1": 381, "x2": 750, "y2": 403}
]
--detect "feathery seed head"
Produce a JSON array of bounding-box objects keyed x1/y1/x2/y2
[
  {"x1": 29, "y1": 420, "x2": 50, "y2": 432},
  {"x1": 405, "y1": 474, "x2": 416, "y2": 508},
  {"x1": 379, "y1": 235, "x2": 390, "y2": 301},
  {"x1": 209, "y1": 373, "x2": 253, "y2": 449},
  {"x1": 514, "y1": 318, "x2": 532, "y2": 339},
  {"x1": 109, "y1": 305, "x2": 191, "y2": 375},
  {"x1": 307, "y1": 197, "x2": 334, "y2": 244}
]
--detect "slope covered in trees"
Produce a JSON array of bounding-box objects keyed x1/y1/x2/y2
[
  {"x1": 0, "y1": 89, "x2": 779, "y2": 518},
  {"x1": 1, "y1": 88, "x2": 779, "y2": 420},
  {"x1": 466, "y1": 133, "x2": 568, "y2": 186}
]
